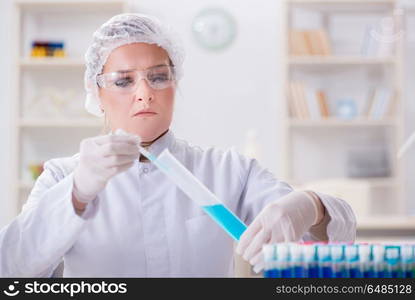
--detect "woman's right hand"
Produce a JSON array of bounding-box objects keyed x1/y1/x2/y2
[{"x1": 73, "y1": 134, "x2": 140, "y2": 204}]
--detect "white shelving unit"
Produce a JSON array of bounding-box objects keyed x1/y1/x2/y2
[
  {"x1": 10, "y1": 0, "x2": 128, "y2": 215},
  {"x1": 280, "y1": 0, "x2": 411, "y2": 233}
]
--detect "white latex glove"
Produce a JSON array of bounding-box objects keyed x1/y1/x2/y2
[
  {"x1": 236, "y1": 191, "x2": 320, "y2": 273},
  {"x1": 73, "y1": 133, "x2": 140, "y2": 203}
]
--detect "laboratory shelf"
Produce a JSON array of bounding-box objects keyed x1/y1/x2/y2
[
  {"x1": 357, "y1": 216, "x2": 415, "y2": 230},
  {"x1": 19, "y1": 118, "x2": 102, "y2": 128},
  {"x1": 288, "y1": 0, "x2": 396, "y2": 13},
  {"x1": 289, "y1": 177, "x2": 398, "y2": 189},
  {"x1": 288, "y1": 118, "x2": 397, "y2": 128},
  {"x1": 16, "y1": 0, "x2": 126, "y2": 12},
  {"x1": 288, "y1": 56, "x2": 396, "y2": 66},
  {"x1": 19, "y1": 58, "x2": 85, "y2": 68},
  {"x1": 289, "y1": 0, "x2": 395, "y2": 4}
]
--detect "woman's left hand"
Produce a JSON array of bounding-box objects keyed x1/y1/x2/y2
[{"x1": 236, "y1": 191, "x2": 322, "y2": 272}]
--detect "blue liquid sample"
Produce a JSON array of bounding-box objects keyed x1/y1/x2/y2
[
  {"x1": 265, "y1": 269, "x2": 281, "y2": 278},
  {"x1": 307, "y1": 266, "x2": 319, "y2": 278},
  {"x1": 293, "y1": 266, "x2": 304, "y2": 278},
  {"x1": 202, "y1": 204, "x2": 247, "y2": 241},
  {"x1": 319, "y1": 266, "x2": 333, "y2": 278},
  {"x1": 281, "y1": 268, "x2": 292, "y2": 278},
  {"x1": 363, "y1": 270, "x2": 374, "y2": 278},
  {"x1": 349, "y1": 268, "x2": 362, "y2": 278},
  {"x1": 405, "y1": 270, "x2": 414, "y2": 278},
  {"x1": 391, "y1": 270, "x2": 401, "y2": 278},
  {"x1": 264, "y1": 270, "x2": 274, "y2": 278},
  {"x1": 376, "y1": 270, "x2": 386, "y2": 278},
  {"x1": 334, "y1": 269, "x2": 348, "y2": 278}
]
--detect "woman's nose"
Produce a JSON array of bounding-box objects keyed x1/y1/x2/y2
[{"x1": 134, "y1": 79, "x2": 154, "y2": 104}]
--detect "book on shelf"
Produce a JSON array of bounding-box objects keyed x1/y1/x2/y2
[
  {"x1": 289, "y1": 29, "x2": 332, "y2": 56},
  {"x1": 287, "y1": 82, "x2": 330, "y2": 120},
  {"x1": 366, "y1": 87, "x2": 395, "y2": 119},
  {"x1": 316, "y1": 90, "x2": 330, "y2": 118}
]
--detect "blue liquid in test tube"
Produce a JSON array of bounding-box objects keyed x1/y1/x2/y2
[
  {"x1": 263, "y1": 244, "x2": 278, "y2": 278},
  {"x1": 401, "y1": 245, "x2": 415, "y2": 278},
  {"x1": 345, "y1": 245, "x2": 361, "y2": 278},
  {"x1": 331, "y1": 244, "x2": 347, "y2": 278},
  {"x1": 277, "y1": 244, "x2": 291, "y2": 278},
  {"x1": 304, "y1": 244, "x2": 318, "y2": 278},
  {"x1": 290, "y1": 244, "x2": 305, "y2": 278},
  {"x1": 317, "y1": 244, "x2": 333, "y2": 278},
  {"x1": 202, "y1": 204, "x2": 247, "y2": 241},
  {"x1": 373, "y1": 244, "x2": 386, "y2": 278},
  {"x1": 359, "y1": 244, "x2": 374, "y2": 278},
  {"x1": 385, "y1": 246, "x2": 401, "y2": 278}
]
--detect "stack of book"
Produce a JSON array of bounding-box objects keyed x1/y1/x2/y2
[
  {"x1": 289, "y1": 29, "x2": 332, "y2": 56},
  {"x1": 287, "y1": 82, "x2": 395, "y2": 120},
  {"x1": 287, "y1": 82, "x2": 330, "y2": 119}
]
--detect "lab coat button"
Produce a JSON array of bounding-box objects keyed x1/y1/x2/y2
[{"x1": 143, "y1": 168, "x2": 149, "y2": 173}]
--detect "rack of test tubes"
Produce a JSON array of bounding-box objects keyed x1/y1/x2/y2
[{"x1": 263, "y1": 243, "x2": 415, "y2": 278}]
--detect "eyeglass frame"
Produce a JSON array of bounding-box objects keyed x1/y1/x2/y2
[{"x1": 96, "y1": 64, "x2": 177, "y2": 93}]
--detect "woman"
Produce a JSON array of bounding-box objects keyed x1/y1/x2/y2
[{"x1": 0, "y1": 14, "x2": 356, "y2": 277}]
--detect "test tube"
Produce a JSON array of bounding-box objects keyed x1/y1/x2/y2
[
  {"x1": 263, "y1": 244, "x2": 278, "y2": 278},
  {"x1": 317, "y1": 244, "x2": 333, "y2": 278},
  {"x1": 331, "y1": 244, "x2": 347, "y2": 278},
  {"x1": 303, "y1": 244, "x2": 318, "y2": 278},
  {"x1": 373, "y1": 244, "x2": 386, "y2": 278},
  {"x1": 156, "y1": 149, "x2": 247, "y2": 240},
  {"x1": 400, "y1": 244, "x2": 414, "y2": 278},
  {"x1": 290, "y1": 243, "x2": 305, "y2": 278},
  {"x1": 345, "y1": 244, "x2": 361, "y2": 278},
  {"x1": 276, "y1": 244, "x2": 291, "y2": 278},
  {"x1": 359, "y1": 244, "x2": 374, "y2": 278},
  {"x1": 385, "y1": 245, "x2": 401, "y2": 278}
]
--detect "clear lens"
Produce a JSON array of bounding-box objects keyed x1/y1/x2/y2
[{"x1": 97, "y1": 65, "x2": 175, "y2": 93}]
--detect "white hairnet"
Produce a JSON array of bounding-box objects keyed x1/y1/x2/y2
[{"x1": 84, "y1": 13, "x2": 185, "y2": 117}]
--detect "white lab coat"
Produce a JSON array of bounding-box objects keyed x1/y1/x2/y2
[{"x1": 0, "y1": 131, "x2": 356, "y2": 277}]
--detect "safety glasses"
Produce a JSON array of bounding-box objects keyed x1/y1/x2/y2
[{"x1": 97, "y1": 65, "x2": 175, "y2": 93}]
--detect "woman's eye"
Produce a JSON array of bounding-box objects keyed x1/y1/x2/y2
[
  {"x1": 114, "y1": 77, "x2": 134, "y2": 87},
  {"x1": 149, "y1": 73, "x2": 169, "y2": 83}
]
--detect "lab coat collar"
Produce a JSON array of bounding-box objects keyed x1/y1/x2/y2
[{"x1": 145, "y1": 129, "x2": 176, "y2": 159}]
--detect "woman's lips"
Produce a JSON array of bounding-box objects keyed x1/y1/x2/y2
[{"x1": 134, "y1": 112, "x2": 157, "y2": 116}]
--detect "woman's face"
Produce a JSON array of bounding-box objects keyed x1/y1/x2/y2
[{"x1": 99, "y1": 42, "x2": 175, "y2": 142}]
